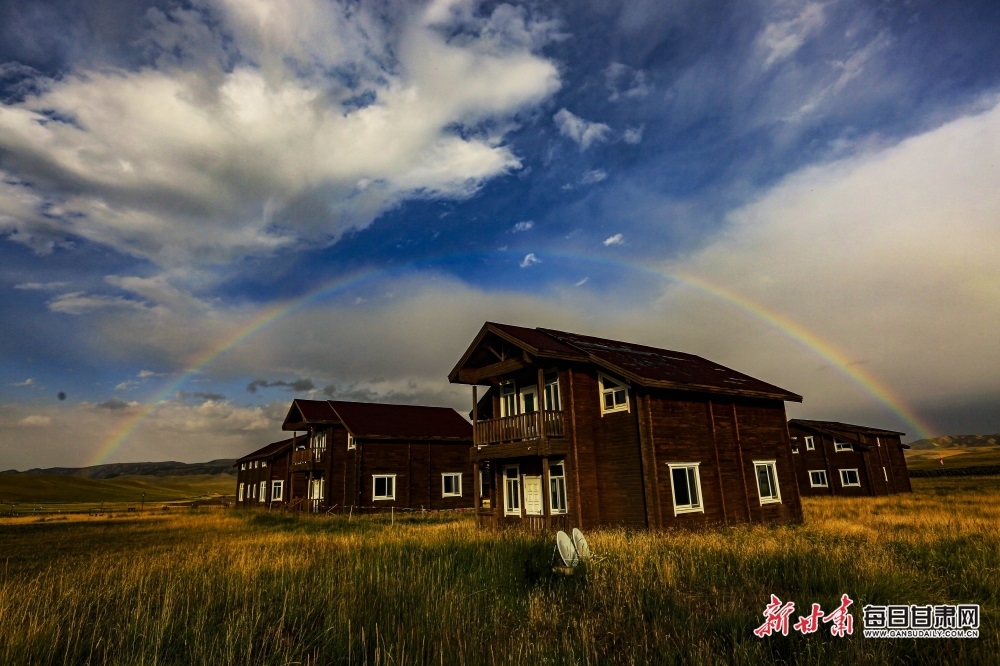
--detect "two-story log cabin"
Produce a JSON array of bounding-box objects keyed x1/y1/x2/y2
[
  {"x1": 788, "y1": 419, "x2": 912, "y2": 496},
  {"x1": 449, "y1": 322, "x2": 805, "y2": 530},
  {"x1": 235, "y1": 437, "x2": 293, "y2": 508},
  {"x1": 279, "y1": 400, "x2": 474, "y2": 512}
]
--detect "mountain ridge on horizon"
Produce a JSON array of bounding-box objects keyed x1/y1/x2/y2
[{"x1": 1, "y1": 459, "x2": 238, "y2": 479}]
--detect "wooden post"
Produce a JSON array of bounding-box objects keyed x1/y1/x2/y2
[
  {"x1": 732, "y1": 403, "x2": 753, "y2": 523},
  {"x1": 472, "y1": 385, "x2": 478, "y2": 448},
  {"x1": 537, "y1": 367, "x2": 545, "y2": 448},
  {"x1": 473, "y1": 460, "x2": 481, "y2": 510},
  {"x1": 783, "y1": 418, "x2": 802, "y2": 517},
  {"x1": 707, "y1": 400, "x2": 728, "y2": 526},
  {"x1": 568, "y1": 368, "x2": 583, "y2": 529},
  {"x1": 635, "y1": 392, "x2": 659, "y2": 529},
  {"x1": 541, "y1": 457, "x2": 551, "y2": 529}
]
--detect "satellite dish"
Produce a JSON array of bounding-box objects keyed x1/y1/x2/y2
[
  {"x1": 555, "y1": 530, "x2": 579, "y2": 567},
  {"x1": 572, "y1": 528, "x2": 591, "y2": 561}
]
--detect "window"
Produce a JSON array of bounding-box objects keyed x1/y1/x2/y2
[
  {"x1": 254, "y1": 461, "x2": 259, "y2": 468},
  {"x1": 808, "y1": 470, "x2": 828, "y2": 488},
  {"x1": 520, "y1": 386, "x2": 538, "y2": 414},
  {"x1": 549, "y1": 462, "x2": 568, "y2": 514},
  {"x1": 373, "y1": 474, "x2": 395, "y2": 500},
  {"x1": 259, "y1": 481, "x2": 266, "y2": 502},
  {"x1": 834, "y1": 438, "x2": 852, "y2": 452},
  {"x1": 544, "y1": 370, "x2": 561, "y2": 411},
  {"x1": 240, "y1": 463, "x2": 245, "y2": 470},
  {"x1": 883, "y1": 466, "x2": 888, "y2": 482},
  {"x1": 876, "y1": 437, "x2": 882, "y2": 447},
  {"x1": 804, "y1": 436, "x2": 815, "y2": 451},
  {"x1": 271, "y1": 480, "x2": 284, "y2": 501},
  {"x1": 261, "y1": 460, "x2": 266, "y2": 468},
  {"x1": 309, "y1": 477, "x2": 324, "y2": 500},
  {"x1": 238, "y1": 482, "x2": 245, "y2": 501},
  {"x1": 313, "y1": 430, "x2": 327, "y2": 451},
  {"x1": 504, "y1": 465, "x2": 520, "y2": 516},
  {"x1": 500, "y1": 382, "x2": 516, "y2": 417},
  {"x1": 667, "y1": 463, "x2": 704, "y2": 515},
  {"x1": 251, "y1": 482, "x2": 256, "y2": 499},
  {"x1": 792, "y1": 446, "x2": 799, "y2": 454},
  {"x1": 839, "y1": 469, "x2": 860, "y2": 487},
  {"x1": 347, "y1": 433, "x2": 356, "y2": 450},
  {"x1": 599, "y1": 372, "x2": 628, "y2": 414},
  {"x1": 754, "y1": 461, "x2": 781, "y2": 504},
  {"x1": 442, "y1": 473, "x2": 462, "y2": 497}
]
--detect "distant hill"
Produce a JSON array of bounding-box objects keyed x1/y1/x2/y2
[
  {"x1": 908, "y1": 434, "x2": 999, "y2": 450},
  {"x1": 0, "y1": 474, "x2": 234, "y2": 504},
  {"x1": 0, "y1": 459, "x2": 237, "y2": 479}
]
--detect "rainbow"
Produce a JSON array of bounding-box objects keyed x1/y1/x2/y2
[{"x1": 90, "y1": 254, "x2": 933, "y2": 464}]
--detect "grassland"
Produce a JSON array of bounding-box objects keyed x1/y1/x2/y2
[
  {"x1": 905, "y1": 446, "x2": 1000, "y2": 472},
  {"x1": 0, "y1": 477, "x2": 996, "y2": 665},
  {"x1": 0, "y1": 474, "x2": 234, "y2": 508}
]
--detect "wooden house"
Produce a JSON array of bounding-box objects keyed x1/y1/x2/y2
[
  {"x1": 235, "y1": 437, "x2": 293, "y2": 508},
  {"x1": 449, "y1": 322, "x2": 805, "y2": 530},
  {"x1": 788, "y1": 419, "x2": 912, "y2": 496},
  {"x1": 278, "y1": 400, "x2": 474, "y2": 512}
]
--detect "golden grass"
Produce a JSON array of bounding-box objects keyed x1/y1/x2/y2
[{"x1": 0, "y1": 477, "x2": 996, "y2": 665}]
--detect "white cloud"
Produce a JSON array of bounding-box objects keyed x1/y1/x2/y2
[
  {"x1": 574, "y1": 277, "x2": 589, "y2": 287},
  {"x1": 512, "y1": 220, "x2": 534, "y2": 232},
  {"x1": 137, "y1": 370, "x2": 162, "y2": 378},
  {"x1": 553, "y1": 108, "x2": 611, "y2": 150},
  {"x1": 758, "y1": 2, "x2": 826, "y2": 69},
  {"x1": 13, "y1": 281, "x2": 70, "y2": 290},
  {"x1": 604, "y1": 62, "x2": 651, "y2": 101},
  {"x1": 47, "y1": 292, "x2": 150, "y2": 315},
  {"x1": 580, "y1": 169, "x2": 607, "y2": 185},
  {"x1": 603, "y1": 233, "x2": 624, "y2": 246},
  {"x1": 18, "y1": 415, "x2": 51, "y2": 427},
  {"x1": 11, "y1": 378, "x2": 35, "y2": 387},
  {"x1": 520, "y1": 252, "x2": 541, "y2": 268},
  {"x1": 623, "y1": 126, "x2": 644, "y2": 144},
  {"x1": 0, "y1": 0, "x2": 561, "y2": 268}
]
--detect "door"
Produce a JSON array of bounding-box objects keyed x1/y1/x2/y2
[{"x1": 523, "y1": 475, "x2": 543, "y2": 515}]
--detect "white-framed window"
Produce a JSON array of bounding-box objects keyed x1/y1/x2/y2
[
  {"x1": 442, "y1": 473, "x2": 462, "y2": 497},
  {"x1": 753, "y1": 460, "x2": 781, "y2": 504},
  {"x1": 309, "y1": 477, "x2": 325, "y2": 500},
  {"x1": 667, "y1": 463, "x2": 704, "y2": 515},
  {"x1": 251, "y1": 482, "x2": 256, "y2": 499},
  {"x1": 261, "y1": 460, "x2": 267, "y2": 468},
  {"x1": 544, "y1": 370, "x2": 561, "y2": 411},
  {"x1": 839, "y1": 469, "x2": 860, "y2": 487},
  {"x1": 548, "y1": 461, "x2": 568, "y2": 514},
  {"x1": 808, "y1": 470, "x2": 829, "y2": 488},
  {"x1": 876, "y1": 437, "x2": 882, "y2": 447},
  {"x1": 254, "y1": 461, "x2": 259, "y2": 468},
  {"x1": 834, "y1": 438, "x2": 852, "y2": 452},
  {"x1": 238, "y1": 482, "x2": 245, "y2": 501},
  {"x1": 271, "y1": 480, "x2": 284, "y2": 501},
  {"x1": 504, "y1": 465, "x2": 520, "y2": 516},
  {"x1": 500, "y1": 382, "x2": 516, "y2": 417},
  {"x1": 259, "y1": 481, "x2": 266, "y2": 502},
  {"x1": 520, "y1": 385, "x2": 538, "y2": 414},
  {"x1": 373, "y1": 474, "x2": 396, "y2": 501},
  {"x1": 792, "y1": 445, "x2": 799, "y2": 454},
  {"x1": 347, "y1": 433, "x2": 356, "y2": 450},
  {"x1": 598, "y1": 372, "x2": 629, "y2": 414},
  {"x1": 240, "y1": 463, "x2": 246, "y2": 470},
  {"x1": 313, "y1": 430, "x2": 327, "y2": 451},
  {"x1": 804, "y1": 436, "x2": 815, "y2": 451}
]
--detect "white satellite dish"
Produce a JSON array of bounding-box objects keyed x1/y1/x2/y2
[
  {"x1": 572, "y1": 528, "x2": 591, "y2": 561},
  {"x1": 554, "y1": 530, "x2": 579, "y2": 568}
]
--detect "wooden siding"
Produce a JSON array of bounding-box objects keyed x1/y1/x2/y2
[{"x1": 789, "y1": 425, "x2": 912, "y2": 497}]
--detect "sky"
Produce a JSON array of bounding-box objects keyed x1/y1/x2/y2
[{"x1": 2, "y1": 0, "x2": 999, "y2": 470}]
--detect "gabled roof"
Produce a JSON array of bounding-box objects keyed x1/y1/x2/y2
[
  {"x1": 237, "y1": 437, "x2": 293, "y2": 463},
  {"x1": 281, "y1": 398, "x2": 471, "y2": 441},
  {"x1": 449, "y1": 322, "x2": 801, "y2": 402},
  {"x1": 329, "y1": 401, "x2": 472, "y2": 441},
  {"x1": 789, "y1": 419, "x2": 905, "y2": 437}
]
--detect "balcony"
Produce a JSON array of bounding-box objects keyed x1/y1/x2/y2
[
  {"x1": 291, "y1": 448, "x2": 326, "y2": 466},
  {"x1": 474, "y1": 411, "x2": 565, "y2": 446}
]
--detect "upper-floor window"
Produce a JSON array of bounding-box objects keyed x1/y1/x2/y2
[
  {"x1": 834, "y1": 438, "x2": 852, "y2": 452},
  {"x1": 313, "y1": 430, "x2": 327, "y2": 451},
  {"x1": 549, "y1": 461, "x2": 567, "y2": 514},
  {"x1": 754, "y1": 460, "x2": 781, "y2": 505},
  {"x1": 261, "y1": 461, "x2": 266, "y2": 468},
  {"x1": 500, "y1": 382, "x2": 516, "y2": 417},
  {"x1": 599, "y1": 372, "x2": 629, "y2": 414},
  {"x1": 347, "y1": 433, "x2": 356, "y2": 450},
  {"x1": 240, "y1": 463, "x2": 246, "y2": 470},
  {"x1": 804, "y1": 436, "x2": 815, "y2": 451},
  {"x1": 442, "y1": 473, "x2": 462, "y2": 497},
  {"x1": 668, "y1": 463, "x2": 704, "y2": 515},
  {"x1": 544, "y1": 370, "x2": 561, "y2": 411}
]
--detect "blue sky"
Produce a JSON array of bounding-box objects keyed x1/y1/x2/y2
[{"x1": 2, "y1": 0, "x2": 999, "y2": 468}]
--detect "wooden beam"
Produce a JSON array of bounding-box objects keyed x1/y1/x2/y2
[
  {"x1": 457, "y1": 358, "x2": 527, "y2": 384},
  {"x1": 732, "y1": 403, "x2": 752, "y2": 523},
  {"x1": 708, "y1": 400, "x2": 727, "y2": 526}
]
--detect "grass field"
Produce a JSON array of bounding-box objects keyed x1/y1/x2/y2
[
  {"x1": 0, "y1": 476, "x2": 996, "y2": 665},
  {"x1": 905, "y1": 446, "x2": 1000, "y2": 472},
  {"x1": 0, "y1": 474, "x2": 234, "y2": 508}
]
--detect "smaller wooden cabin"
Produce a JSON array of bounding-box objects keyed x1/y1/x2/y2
[
  {"x1": 450, "y1": 322, "x2": 805, "y2": 531},
  {"x1": 280, "y1": 400, "x2": 474, "y2": 512},
  {"x1": 788, "y1": 419, "x2": 912, "y2": 496},
  {"x1": 235, "y1": 437, "x2": 293, "y2": 508}
]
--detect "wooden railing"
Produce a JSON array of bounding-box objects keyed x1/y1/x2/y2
[
  {"x1": 291, "y1": 448, "x2": 326, "y2": 466},
  {"x1": 474, "y1": 411, "x2": 564, "y2": 446}
]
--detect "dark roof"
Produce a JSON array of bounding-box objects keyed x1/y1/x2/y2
[
  {"x1": 237, "y1": 437, "x2": 293, "y2": 463},
  {"x1": 789, "y1": 419, "x2": 905, "y2": 437},
  {"x1": 282, "y1": 398, "x2": 472, "y2": 441},
  {"x1": 329, "y1": 401, "x2": 472, "y2": 441},
  {"x1": 450, "y1": 322, "x2": 800, "y2": 402}
]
